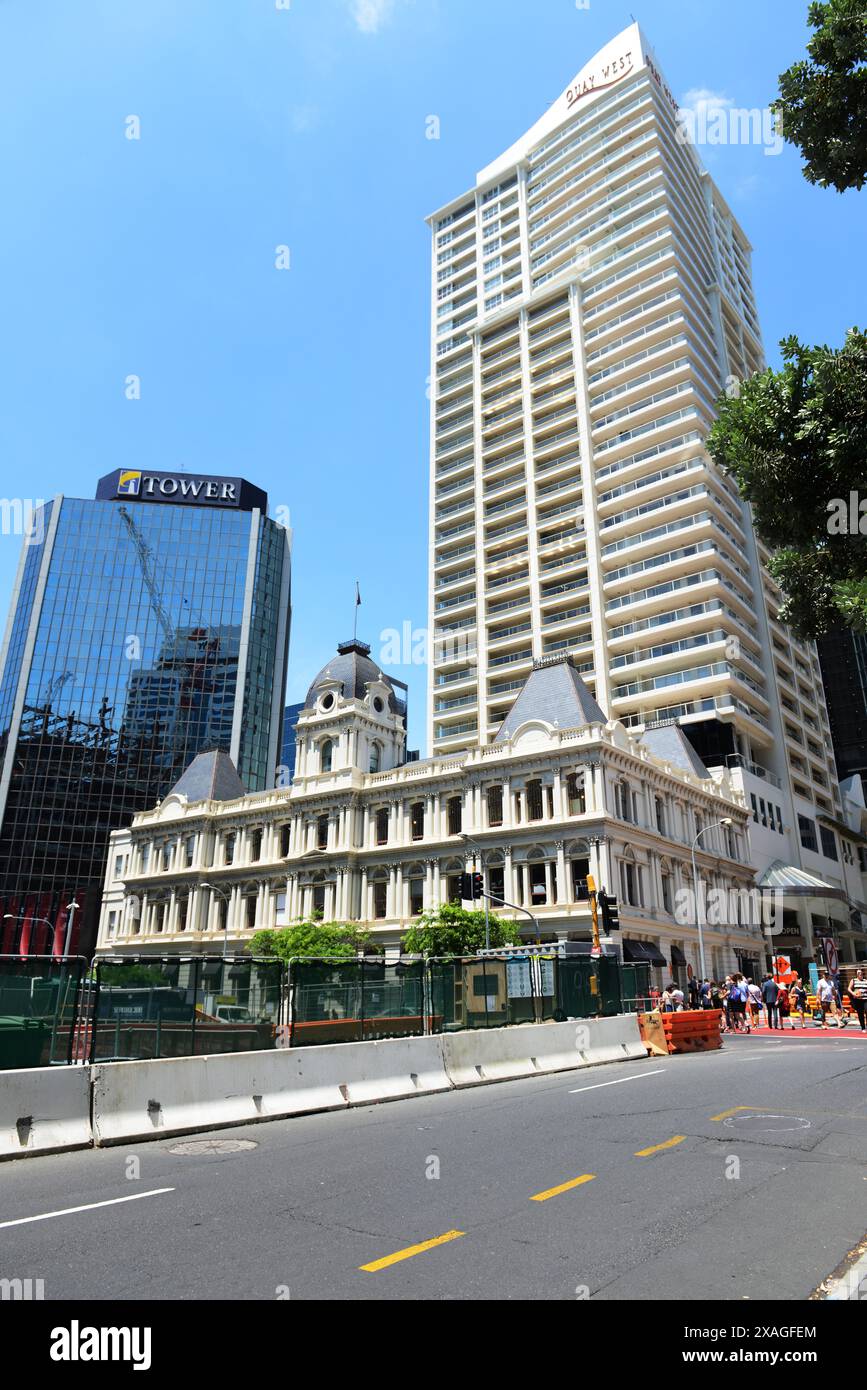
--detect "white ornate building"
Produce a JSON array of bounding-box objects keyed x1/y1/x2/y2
[{"x1": 98, "y1": 641, "x2": 768, "y2": 983}]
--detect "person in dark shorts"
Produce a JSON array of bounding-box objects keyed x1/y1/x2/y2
[{"x1": 849, "y1": 967, "x2": 867, "y2": 1032}]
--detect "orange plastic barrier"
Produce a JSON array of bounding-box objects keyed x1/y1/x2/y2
[
  {"x1": 660, "y1": 1008, "x2": 722, "y2": 1054},
  {"x1": 637, "y1": 1010, "x2": 668, "y2": 1057}
]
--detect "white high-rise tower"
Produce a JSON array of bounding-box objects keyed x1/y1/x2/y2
[{"x1": 426, "y1": 24, "x2": 867, "y2": 967}]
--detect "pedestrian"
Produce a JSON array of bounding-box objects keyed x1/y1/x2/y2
[
  {"x1": 659, "y1": 983, "x2": 677, "y2": 1013},
  {"x1": 722, "y1": 975, "x2": 734, "y2": 1031},
  {"x1": 816, "y1": 970, "x2": 840, "y2": 1029},
  {"x1": 833, "y1": 973, "x2": 849, "y2": 1027},
  {"x1": 728, "y1": 974, "x2": 749, "y2": 1033},
  {"x1": 789, "y1": 976, "x2": 808, "y2": 1029},
  {"x1": 688, "y1": 975, "x2": 700, "y2": 1010},
  {"x1": 778, "y1": 980, "x2": 791, "y2": 1028},
  {"x1": 700, "y1": 978, "x2": 713, "y2": 1009},
  {"x1": 747, "y1": 978, "x2": 763, "y2": 1027},
  {"x1": 761, "y1": 973, "x2": 780, "y2": 1029},
  {"x1": 671, "y1": 982, "x2": 685, "y2": 1011},
  {"x1": 849, "y1": 967, "x2": 867, "y2": 1032}
]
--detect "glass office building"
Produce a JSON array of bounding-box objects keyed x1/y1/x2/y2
[{"x1": 0, "y1": 470, "x2": 292, "y2": 957}]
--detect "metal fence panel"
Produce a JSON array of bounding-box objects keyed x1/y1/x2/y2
[
  {"x1": 91, "y1": 957, "x2": 283, "y2": 1061},
  {"x1": 288, "y1": 958, "x2": 426, "y2": 1046},
  {"x1": 0, "y1": 955, "x2": 87, "y2": 1068}
]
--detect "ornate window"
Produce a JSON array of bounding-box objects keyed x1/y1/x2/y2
[
  {"x1": 566, "y1": 773, "x2": 586, "y2": 815},
  {"x1": 321, "y1": 739, "x2": 333, "y2": 774},
  {"x1": 486, "y1": 784, "x2": 503, "y2": 827}
]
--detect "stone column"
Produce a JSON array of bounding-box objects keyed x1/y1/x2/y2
[
  {"x1": 359, "y1": 868, "x2": 369, "y2": 923},
  {"x1": 425, "y1": 860, "x2": 435, "y2": 909},
  {"x1": 503, "y1": 848, "x2": 514, "y2": 904},
  {"x1": 556, "y1": 840, "x2": 568, "y2": 903}
]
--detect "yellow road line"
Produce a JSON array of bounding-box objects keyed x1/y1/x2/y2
[
  {"x1": 530, "y1": 1174, "x2": 596, "y2": 1203},
  {"x1": 710, "y1": 1105, "x2": 757, "y2": 1122},
  {"x1": 359, "y1": 1229, "x2": 465, "y2": 1273},
  {"x1": 635, "y1": 1135, "x2": 686, "y2": 1157}
]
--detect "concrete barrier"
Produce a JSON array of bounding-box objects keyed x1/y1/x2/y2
[
  {"x1": 440, "y1": 1015, "x2": 645, "y2": 1087},
  {"x1": 91, "y1": 1034, "x2": 452, "y2": 1145},
  {"x1": 336, "y1": 1036, "x2": 452, "y2": 1107},
  {"x1": 0, "y1": 1066, "x2": 92, "y2": 1160},
  {"x1": 2, "y1": 1014, "x2": 648, "y2": 1154}
]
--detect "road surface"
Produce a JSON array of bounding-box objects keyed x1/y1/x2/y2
[{"x1": 2, "y1": 1031, "x2": 866, "y2": 1301}]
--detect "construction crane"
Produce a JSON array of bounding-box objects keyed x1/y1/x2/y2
[{"x1": 117, "y1": 506, "x2": 175, "y2": 645}]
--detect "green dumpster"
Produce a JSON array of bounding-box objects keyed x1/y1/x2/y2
[{"x1": 0, "y1": 1016, "x2": 48, "y2": 1069}]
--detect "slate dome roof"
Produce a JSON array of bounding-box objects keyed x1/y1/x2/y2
[{"x1": 305, "y1": 640, "x2": 400, "y2": 712}]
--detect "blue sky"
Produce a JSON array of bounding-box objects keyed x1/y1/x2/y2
[{"x1": 0, "y1": 0, "x2": 863, "y2": 753}]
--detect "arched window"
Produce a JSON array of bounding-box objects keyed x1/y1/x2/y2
[
  {"x1": 369, "y1": 742, "x2": 381, "y2": 774},
  {"x1": 321, "y1": 739, "x2": 333, "y2": 774}
]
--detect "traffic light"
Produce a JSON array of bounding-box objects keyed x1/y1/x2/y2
[
  {"x1": 598, "y1": 891, "x2": 621, "y2": 933},
  {"x1": 459, "y1": 871, "x2": 484, "y2": 900}
]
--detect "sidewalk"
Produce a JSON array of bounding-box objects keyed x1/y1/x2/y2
[{"x1": 724, "y1": 1022, "x2": 867, "y2": 1040}]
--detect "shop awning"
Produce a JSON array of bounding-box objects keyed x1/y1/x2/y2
[
  {"x1": 623, "y1": 939, "x2": 667, "y2": 967},
  {"x1": 670, "y1": 945, "x2": 687, "y2": 967},
  {"x1": 757, "y1": 861, "x2": 849, "y2": 903}
]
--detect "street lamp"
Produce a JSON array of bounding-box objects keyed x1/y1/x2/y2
[
  {"x1": 200, "y1": 883, "x2": 232, "y2": 958},
  {"x1": 62, "y1": 901, "x2": 80, "y2": 960},
  {"x1": 3, "y1": 912, "x2": 56, "y2": 955},
  {"x1": 460, "y1": 833, "x2": 541, "y2": 948},
  {"x1": 460, "y1": 833, "x2": 491, "y2": 951},
  {"x1": 691, "y1": 818, "x2": 733, "y2": 980}
]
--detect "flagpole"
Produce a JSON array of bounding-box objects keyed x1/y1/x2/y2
[{"x1": 353, "y1": 582, "x2": 360, "y2": 642}]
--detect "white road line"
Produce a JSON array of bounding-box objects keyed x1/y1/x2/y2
[
  {"x1": 0, "y1": 1188, "x2": 175, "y2": 1230},
  {"x1": 569, "y1": 1068, "x2": 666, "y2": 1094}
]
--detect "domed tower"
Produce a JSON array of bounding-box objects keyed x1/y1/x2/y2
[{"x1": 292, "y1": 640, "x2": 407, "y2": 784}]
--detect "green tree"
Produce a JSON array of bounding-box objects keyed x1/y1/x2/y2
[
  {"x1": 774, "y1": 0, "x2": 867, "y2": 191},
  {"x1": 248, "y1": 920, "x2": 370, "y2": 962},
  {"x1": 705, "y1": 328, "x2": 867, "y2": 639},
  {"x1": 402, "y1": 902, "x2": 523, "y2": 956}
]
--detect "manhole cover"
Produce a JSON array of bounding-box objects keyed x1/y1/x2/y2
[
  {"x1": 723, "y1": 1113, "x2": 811, "y2": 1133},
  {"x1": 167, "y1": 1138, "x2": 258, "y2": 1155}
]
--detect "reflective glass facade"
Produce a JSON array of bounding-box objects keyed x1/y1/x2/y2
[{"x1": 0, "y1": 490, "x2": 290, "y2": 956}]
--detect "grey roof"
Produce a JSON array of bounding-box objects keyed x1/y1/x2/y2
[
  {"x1": 305, "y1": 640, "x2": 401, "y2": 713},
  {"x1": 493, "y1": 657, "x2": 607, "y2": 742},
  {"x1": 757, "y1": 860, "x2": 849, "y2": 901},
  {"x1": 166, "y1": 749, "x2": 246, "y2": 803},
  {"x1": 639, "y1": 724, "x2": 711, "y2": 779}
]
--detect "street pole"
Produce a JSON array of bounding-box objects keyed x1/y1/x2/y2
[
  {"x1": 460, "y1": 833, "x2": 491, "y2": 951},
  {"x1": 62, "y1": 901, "x2": 80, "y2": 961},
  {"x1": 201, "y1": 883, "x2": 232, "y2": 958},
  {"x1": 690, "y1": 818, "x2": 733, "y2": 982}
]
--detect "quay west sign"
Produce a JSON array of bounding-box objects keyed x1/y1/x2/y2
[
  {"x1": 564, "y1": 43, "x2": 679, "y2": 121},
  {"x1": 96, "y1": 470, "x2": 268, "y2": 513},
  {"x1": 566, "y1": 49, "x2": 635, "y2": 108}
]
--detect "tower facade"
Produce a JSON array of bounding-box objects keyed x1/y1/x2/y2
[
  {"x1": 426, "y1": 24, "x2": 864, "y2": 967},
  {"x1": 0, "y1": 469, "x2": 291, "y2": 955}
]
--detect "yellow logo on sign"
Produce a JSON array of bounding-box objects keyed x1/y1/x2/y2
[{"x1": 117, "y1": 470, "x2": 142, "y2": 496}]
